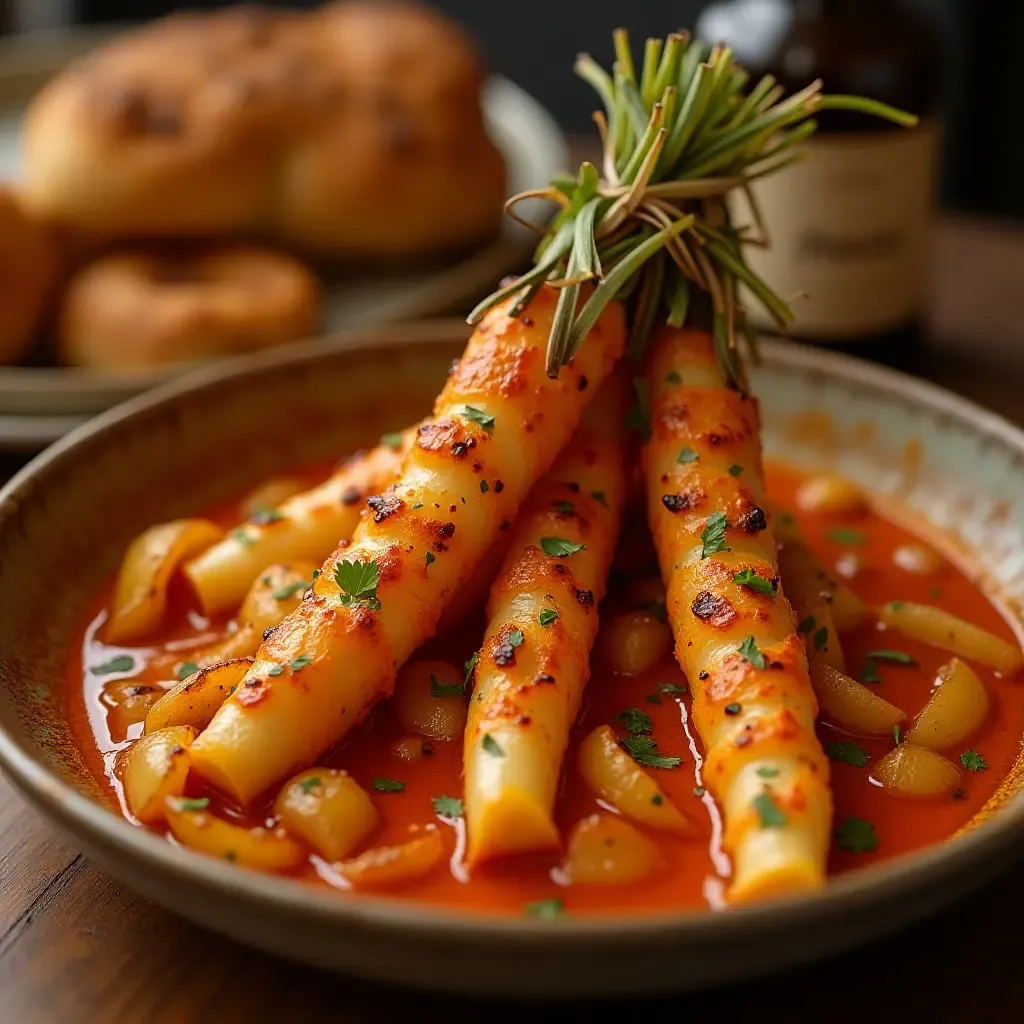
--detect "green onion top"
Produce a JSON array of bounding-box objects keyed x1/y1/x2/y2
[{"x1": 469, "y1": 29, "x2": 915, "y2": 387}]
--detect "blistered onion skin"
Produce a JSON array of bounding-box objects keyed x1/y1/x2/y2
[
  {"x1": 642, "y1": 326, "x2": 831, "y2": 904},
  {"x1": 464, "y1": 382, "x2": 628, "y2": 866},
  {"x1": 189, "y1": 287, "x2": 626, "y2": 806},
  {"x1": 577, "y1": 725, "x2": 693, "y2": 836},
  {"x1": 106, "y1": 518, "x2": 223, "y2": 644},
  {"x1": 183, "y1": 429, "x2": 416, "y2": 617},
  {"x1": 877, "y1": 601, "x2": 1023, "y2": 676},
  {"x1": 811, "y1": 662, "x2": 905, "y2": 737},
  {"x1": 907, "y1": 657, "x2": 990, "y2": 751}
]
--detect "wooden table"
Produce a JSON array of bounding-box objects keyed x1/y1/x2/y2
[{"x1": 3, "y1": 215, "x2": 1024, "y2": 1023}]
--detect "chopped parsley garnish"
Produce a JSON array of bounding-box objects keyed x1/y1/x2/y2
[
  {"x1": 480, "y1": 480, "x2": 490, "y2": 494},
  {"x1": 176, "y1": 661, "x2": 199, "y2": 681},
  {"x1": 430, "y1": 673, "x2": 465, "y2": 698},
  {"x1": 91, "y1": 655, "x2": 135, "y2": 676},
  {"x1": 651, "y1": 793, "x2": 664, "y2": 806},
  {"x1": 432, "y1": 795, "x2": 464, "y2": 819},
  {"x1": 756, "y1": 766, "x2": 779, "y2": 778},
  {"x1": 590, "y1": 490, "x2": 608, "y2": 507},
  {"x1": 621, "y1": 735, "x2": 681, "y2": 770},
  {"x1": 866, "y1": 649, "x2": 917, "y2": 666},
  {"x1": 524, "y1": 898, "x2": 564, "y2": 919},
  {"x1": 298, "y1": 776, "x2": 321, "y2": 794},
  {"x1": 960, "y1": 750, "x2": 988, "y2": 772},
  {"x1": 176, "y1": 797, "x2": 210, "y2": 812},
  {"x1": 463, "y1": 653, "x2": 479, "y2": 688},
  {"x1": 231, "y1": 528, "x2": 254, "y2": 548},
  {"x1": 677, "y1": 446, "x2": 699, "y2": 465},
  {"x1": 411, "y1": 503, "x2": 424, "y2": 511},
  {"x1": 827, "y1": 742, "x2": 870, "y2": 767},
  {"x1": 860, "y1": 660, "x2": 882, "y2": 684},
  {"x1": 732, "y1": 568, "x2": 775, "y2": 598},
  {"x1": 334, "y1": 558, "x2": 381, "y2": 610},
  {"x1": 728, "y1": 464, "x2": 744, "y2": 477},
  {"x1": 797, "y1": 615, "x2": 816, "y2": 634},
  {"x1": 893, "y1": 724, "x2": 903, "y2": 745},
  {"x1": 425, "y1": 551, "x2": 436, "y2": 567},
  {"x1": 554, "y1": 499, "x2": 575, "y2": 514},
  {"x1": 813, "y1": 626, "x2": 830, "y2": 652},
  {"x1": 928, "y1": 585, "x2": 943, "y2": 599},
  {"x1": 463, "y1": 405, "x2": 495, "y2": 431},
  {"x1": 372, "y1": 778, "x2": 405, "y2": 793},
  {"x1": 658, "y1": 682, "x2": 688, "y2": 695},
  {"x1": 482, "y1": 734, "x2": 505, "y2": 757},
  {"x1": 834, "y1": 816, "x2": 878, "y2": 853},
  {"x1": 737, "y1": 635, "x2": 765, "y2": 669},
  {"x1": 540, "y1": 536, "x2": 585, "y2": 557},
  {"x1": 508, "y1": 630, "x2": 525, "y2": 647},
  {"x1": 272, "y1": 579, "x2": 310, "y2": 601},
  {"x1": 290, "y1": 654, "x2": 312, "y2": 672},
  {"x1": 646, "y1": 693, "x2": 662, "y2": 704},
  {"x1": 827, "y1": 527, "x2": 867, "y2": 546},
  {"x1": 700, "y1": 511, "x2": 730, "y2": 558},
  {"x1": 268, "y1": 664, "x2": 285, "y2": 677},
  {"x1": 752, "y1": 791, "x2": 787, "y2": 828},
  {"x1": 693, "y1": 786, "x2": 706, "y2": 797},
  {"x1": 667, "y1": 370, "x2": 683, "y2": 384},
  {"x1": 250, "y1": 505, "x2": 284, "y2": 525},
  {"x1": 952, "y1": 788, "x2": 967, "y2": 800},
  {"x1": 724, "y1": 702, "x2": 742, "y2": 715},
  {"x1": 380, "y1": 432, "x2": 404, "y2": 449},
  {"x1": 616, "y1": 708, "x2": 653, "y2": 734},
  {"x1": 539, "y1": 609, "x2": 558, "y2": 626},
  {"x1": 889, "y1": 601, "x2": 905, "y2": 611}
]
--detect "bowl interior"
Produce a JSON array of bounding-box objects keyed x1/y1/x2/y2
[{"x1": 1, "y1": 324, "x2": 1023, "y2": 993}]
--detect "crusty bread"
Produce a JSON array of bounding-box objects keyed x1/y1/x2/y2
[
  {"x1": 0, "y1": 186, "x2": 58, "y2": 365},
  {"x1": 21, "y1": 2, "x2": 507, "y2": 258},
  {"x1": 57, "y1": 244, "x2": 322, "y2": 369}
]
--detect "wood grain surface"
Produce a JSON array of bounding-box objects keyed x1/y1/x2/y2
[{"x1": 3, "y1": 215, "x2": 1024, "y2": 1023}]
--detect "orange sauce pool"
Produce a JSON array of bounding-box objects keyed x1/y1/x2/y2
[{"x1": 66, "y1": 460, "x2": 1024, "y2": 917}]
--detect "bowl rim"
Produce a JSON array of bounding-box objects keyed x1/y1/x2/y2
[{"x1": 2, "y1": 319, "x2": 1024, "y2": 947}]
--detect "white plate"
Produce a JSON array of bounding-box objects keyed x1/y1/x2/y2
[{"x1": 0, "y1": 28, "x2": 568, "y2": 451}]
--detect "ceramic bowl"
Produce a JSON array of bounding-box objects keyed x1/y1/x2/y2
[{"x1": 1, "y1": 320, "x2": 1022, "y2": 997}]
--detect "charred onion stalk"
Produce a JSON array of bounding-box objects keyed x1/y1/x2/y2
[
  {"x1": 190, "y1": 289, "x2": 625, "y2": 803},
  {"x1": 470, "y1": 31, "x2": 913, "y2": 901}
]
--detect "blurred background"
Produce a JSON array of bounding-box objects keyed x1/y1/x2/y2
[{"x1": 4, "y1": 0, "x2": 1016, "y2": 219}]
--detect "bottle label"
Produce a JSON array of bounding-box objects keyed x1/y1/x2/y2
[{"x1": 729, "y1": 122, "x2": 939, "y2": 340}]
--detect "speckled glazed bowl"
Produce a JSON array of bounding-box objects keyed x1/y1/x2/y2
[{"x1": 0, "y1": 320, "x2": 1022, "y2": 997}]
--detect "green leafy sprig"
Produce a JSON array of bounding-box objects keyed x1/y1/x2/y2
[{"x1": 469, "y1": 29, "x2": 915, "y2": 385}]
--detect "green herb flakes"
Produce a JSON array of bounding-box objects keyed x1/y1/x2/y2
[
  {"x1": 463, "y1": 405, "x2": 495, "y2": 431},
  {"x1": 620, "y1": 735, "x2": 681, "y2": 770},
  {"x1": 732, "y1": 568, "x2": 775, "y2": 598},
  {"x1": 827, "y1": 527, "x2": 867, "y2": 546},
  {"x1": 232, "y1": 528, "x2": 254, "y2": 548},
  {"x1": 813, "y1": 626, "x2": 830, "y2": 652},
  {"x1": 827, "y1": 742, "x2": 870, "y2": 768},
  {"x1": 667, "y1": 370, "x2": 683, "y2": 384},
  {"x1": 797, "y1": 615, "x2": 816, "y2": 635},
  {"x1": 432, "y1": 795, "x2": 464, "y2": 819},
  {"x1": 539, "y1": 609, "x2": 558, "y2": 626},
  {"x1": 616, "y1": 708, "x2": 653, "y2": 735},
  {"x1": 272, "y1": 579, "x2": 310, "y2": 601},
  {"x1": 508, "y1": 630, "x2": 525, "y2": 648},
  {"x1": 289, "y1": 654, "x2": 312, "y2": 672},
  {"x1": 728, "y1": 464, "x2": 744, "y2": 477},
  {"x1": 866, "y1": 649, "x2": 917, "y2": 666},
  {"x1": 372, "y1": 778, "x2": 405, "y2": 793},
  {"x1": 176, "y1": 661, "x2": 199, "y2": 681},
  {"x1": 425, "y1": 551, "x2": 436, "y2": 567},
  {"x1": 524, "y1": 898, "x2": 564, "y2": 919},
  {"x1": 756, "y1": 766, "x2": 779, "y2": 778},
  {"x1": 480, "y1": 480, "x2": 490, "y2": 494},
  {"x1": 430, "y1": 674, "x2": 464, "y2": 698},
  {"x1": 700, "y1": 511, "x2": 730, "y2": 558},
  {"x1": 554, "y1": 499, "x2": 575, "y2": 514},
  {"x1": 834, "y1": 816, "x2": 878, "y2": 854},
  {"x1": 298, "y1": 776, "x2": 321, "y2": 794},
  {"x1": 176, "y1": 798, "x2": 210, "y2": 812},
  {"x1": 540, "y1": 536, "x2": 585, "y2": 557},
  {"x1": 334, "y1": 558, "x2": 381, "y2": 610},
  {"x1": 860, "y1": 660, "x2": 882, "y2": 684},
  {"x1": 960, "y1": 750, "x2": 988, "y2": 772},
  {"x1": 380, "y1": 432, "x2": 404, "y2": 450},
  {"x1": 91, "y1": 655, "x2": 135, "y2": 676},
  {"x1": 677, "y1": 447, "x2": 699, "y2": 465},
  {"x1": 590, "y1": 490, "x2": 608, "y2": 507},
  {"x1": 482, "y1": 734, "x2": 505, "y2": 758},
  {"x1": 752, "y1": 791, "x2": 787, "y2": 828},
  {"x1": 737, "y1": 635, "x2": 765, "y2": 669}
]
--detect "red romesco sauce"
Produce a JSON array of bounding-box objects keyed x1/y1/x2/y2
[{"x1": 66, "y1": 460, "x2": 1024, "y2": 916}]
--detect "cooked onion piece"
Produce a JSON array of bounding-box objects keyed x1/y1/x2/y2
[
  {"x1": 597, "y1": 608, "x2": 672, "y2": 677},
  {"x1": 577, "y1": 726, "x2": 692, "y2": 836},
  {"x1": 795, "y1": 474, "x2": 868, "y2": 516},
  {"x1": 831, "y1": 583, "x2": 870, "y2": 631},
  {"x1": 394, "y1": 659, "x2": 467, "y2": 742},
  {"x1": 240, "y1": 476, "x2": 304, "y2": 518},
  {"x1": 561, "y1": 813, "x2": 659, "y2": 885},
  {"x1": 145, "y1": 659, "x2": 253, "y2": 734},
  {"x1": 877, "y1": 601, "x2": 1023, "y2": 675},
  {"x1": 205, "y1": 562, "x2": 317, "y2": 662},
  {"x1": 106, "y1": 519, "x2": 223, "y2": 644},
  {"x1": 164, "y1": 798, "x2": 306, "y2": 870},
  {"x1": 102, "y1": 679, "x2": 165, "y2": 743},
  {"x1": 811, "y1": 663, "x2": 905, "y2": 737},
  {"x1": 873, "y1": 743, "x2": 961, "y2": 798},
  {"x1": 334, "y1": 826, "x2": 444, "y2": 888},
  {"x1": 122, "y1": 725, "x2": 196, "y2": 824},
  {"x1": 777, "y1": 538, "x2": 844, "y2": 671},
  {"x1": 907, "y1": 658, "x2": 990, "y2": 751},
  {"x1": 274, "y1": 768, "x2": 379, "y2": 862}
]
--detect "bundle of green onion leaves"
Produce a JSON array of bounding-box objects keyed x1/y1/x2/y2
[{"x1": 469, "y1": 29, "x2": 916, "y2": 388}]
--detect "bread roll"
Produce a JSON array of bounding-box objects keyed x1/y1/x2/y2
[
  {"x1": 21, "y1": 2, "x2": 506, "y2": 258},
  {"x1": 0, "y1": 186, "x2": 58, "y2": 364},
  {"x1": 57, "y1": 244, "x2": 321, "y2": 369}
]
